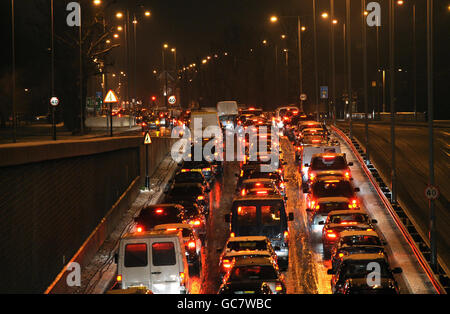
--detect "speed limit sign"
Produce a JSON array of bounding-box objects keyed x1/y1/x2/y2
[
  {"x1": 425, "y1": 185, "x2": 439, "y2": 200},
  {"x1": 50, "y1": 96, "x2": 59, "y2": 107}
]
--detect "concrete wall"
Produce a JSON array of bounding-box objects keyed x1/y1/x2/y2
[{"x1": 0, "y1": 136, "x2": 174, "y2": 293}]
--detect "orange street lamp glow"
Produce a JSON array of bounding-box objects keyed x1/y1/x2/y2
[
  {"x1": 93, "y1": 0, "x2": 101, "y2": 5},
  {"x1": 116, "y1": 12, "x2": 123, "y2": 19},
  {"x1": 117, "y1": 26, "x2": 123, "y2": 31},
  {"x1": 321, "y1": 12, "x2": 329, "y2": 19},
  {"x1": 202, "y1": 59, "x2": 207, "y2": 64},
  {"x1": 113, "y1": 33, "x2": 119, "y2": 38},
  {"x1": 281, "y1": 34, "x2": 286, "y2": 39},
  {"x1": 163, "y1": 43, "x2": 169, "y2": 49},
  {"x1": 145, "y1": 11, "x2": 151, "y2": 17},
  {"x1": 397, "y1": 0, "x2": 404, "y2": 5},
  {"x1": 270, "y1": 16, "x2": 278, "y2": 23},
  {"x1": 332, "y1": 19, "x2": 338, "y2": 24},
  {"x1": 301, "y1": 26, "x2": 306, "y2": 31},
  {"x1": 262, "y1": 39, "x2": 267, "y2": 45}
]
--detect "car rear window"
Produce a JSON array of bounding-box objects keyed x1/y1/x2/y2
[
  {"x1": 227, "y1": 240, "x2": 268, "y2": 251},
  {"x1": 311, "y1": 156, "x2": 347, "y2": 170},
  {"x1": 230, "y1": 265, "x2": 278, "y2": 281},
  {"x1": 125, "y1": 243, "x2": 148, "y2": 268},
  {"x1": 152, "y1": 242, "x2": 177, "y2": 266}
]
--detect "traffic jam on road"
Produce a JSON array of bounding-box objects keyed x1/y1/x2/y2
[{"x1": 104, "y1": 104, "x2": 427, "y2": 295}]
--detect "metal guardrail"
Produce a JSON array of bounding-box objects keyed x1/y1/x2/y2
[{"x1": 331, "y1": 125, "x2": 448, "y2": 294}]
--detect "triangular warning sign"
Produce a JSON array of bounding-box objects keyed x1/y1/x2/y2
[
  {"x1": 144, "y1": 132, "x2": 152, "y2": 144},
  {"x1": 104, "y1": 90, "x2": 119, "y2": 103}
]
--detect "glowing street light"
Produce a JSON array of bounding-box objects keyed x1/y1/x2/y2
[
  {"x1": 321, "y1": 12, "x2": 329, "y2": 19},
  {"x1": 270, "y1": 16, "x2": 278, "y2": 23},
  {"x1": 145, "y1": 11, "x2": 151, "y2": 17},
  {"x1": 116, "y1": 12, "x2": 123, "y2": 19},
  {"x1": 93, "y1": 0, "x2": 101, "y2": 5}
]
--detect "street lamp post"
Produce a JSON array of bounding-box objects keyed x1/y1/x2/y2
[
  {"x1": 362, "y1": 0, "x2": 369, "y2": 164},
  {"x1": 426, "y1": 0, "x2": 437, "y2": 273},
  {"x1": 330, "y1": 0, "x2": 336, "y2": 125},
  {"x1": 346, "y1": 0, "x2": 353, "y2": 138},
  {"x1": 389, "y1": 0, "x2": 397, "y2": 203},
  {"x1": 270, "y1": 15, "x2": 306, "y2": 109},
  {"x1": 11, "y1": 0, "x2": 16, "y2": 143},
  {"x1": 51, "y1": 0, "x2": 56, "y2": 140},
  {"x1": 313, "y1": 0, "x2": 320, "y2": 121},
  {"x1": 163, "y1": 44, "x2": 168, "y2": 108}
]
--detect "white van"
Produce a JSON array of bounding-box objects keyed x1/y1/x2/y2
[{"x1": 115, "y1": 229, "x2": 191, "y2": 294}]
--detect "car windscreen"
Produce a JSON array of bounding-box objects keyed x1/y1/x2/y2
[
  {"x1": 312, "y1": 180, "x2": 354, "y2": 198},
  {"x1": 311, "y1": 156, "x2": 347, "y2": 170},
  {"x1": 341, "y1": 235, "x2": 382, "y2": 246},
  {"x1": 230, "y1": 265, "x2": 278, "y2": 281}
]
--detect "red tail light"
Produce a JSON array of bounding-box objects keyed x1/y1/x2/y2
[
  {"x1": 241, "y1": 189, "x2": 246, "y2": 196},
  {"x1": 197, "y1": 195, "x2": 205, "y2": 201},
  {"x1": 256, "y1": 190, "x2": 268, "y2": 195},
  {"x1": 275, "y1": 282, "x2": 283, "y2": 292},
  {"x1": 284, "y1": 230, "x2": 289, "y2": 243},
  {"x1": 136, "y1": 225, "x2": 144, "y2": 233},
  {"x1": 326, "y1": 230, "x2": 337, "y2": 239},
  {"x1": 155, "y1": 209, "x2": 164, "y2": 214},
  {"x1": 116, "y1": 275, "x2": 122, "y2": 282},
  {"x1": 180, "y1": 272, "x2": 185, "y2": 286},
  {"x1": 189, "y1": 219, "x2": 201, "y2": 226},
  {"x1": 222, "y1": 259, "x2": 232, "y2": 269},
  {"x1": 187, "y1": 240, "x2": 196, "y2": 250}
]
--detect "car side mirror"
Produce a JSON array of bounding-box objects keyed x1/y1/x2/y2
[
  {"x1": 354, "y1": 187, "x2": 360, "y2": 192},
  {"x1": 392, "y1": 267, "x2": 403, "y2": 274},
  {"x1": 327, "y1": 269, "x2": 335, "y2": 275},
  {"x1": 114, "y1": 253, "x2": 118, "y2": 264},
  {"x1": 288, "y1": 213, "x2": 294, "y2": 221},
  {"x1": 318, "y1": 221, "x2": 325, "y2": 225},
  {"x1": 348, "y1": 162, "x2": 354, "y2": 166},
  {"x1": 371, "y1": 219, "x2": 378, "y2": 224},
  {"x1": 224, "y1": 214, "x2": 231, "y2": 223}
]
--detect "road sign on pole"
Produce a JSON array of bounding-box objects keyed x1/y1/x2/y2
[
  {"x1": 50, "y1": 96, "x2": 59, "y2": 107},
  {"x1": 144, "y1": 132, "x2": 152, "y2": 145},
  {"x1": 320, "y1": 86, "x2": 328, "y2": 99},
  {"x1": 425, "y1": 185, "x2": 439, "y2": 200},
  {"x1": 168, "y1": 95, "x2": 176, "y2": 105},
  {"x1": 104, "y1": 90, "x2": 118, "y2": 137},
  {"x1": 104, "y1": 90, "x2": 119, "y2": 103}
]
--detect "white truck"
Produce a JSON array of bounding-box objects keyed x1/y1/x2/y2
[
  {"x1": 114, "y1": 229, "x2": 191, "y2": 294},
  {"x1": 217, "y1": 101, "x2": 239, "y2": 130}
]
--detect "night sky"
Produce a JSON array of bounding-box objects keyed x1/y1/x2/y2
[{"x1": 0, "y1": 0, "x2": 449, "y2": 120}]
